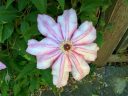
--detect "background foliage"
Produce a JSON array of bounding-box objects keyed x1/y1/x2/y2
[{"x1": 0, "y1": 0, "x2": 111, "y2": 95}]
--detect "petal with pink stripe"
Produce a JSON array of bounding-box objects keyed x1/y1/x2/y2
[
  {"x1": 71, "y1": 21, "x2": 96, "y2": 45},
  {"x1": 36, "y1": 50, "x2": 61, "y2": 69},
  {"x1": 74, "y1": 43, "x2": 99, "y2": 61},
  {"x1": 37, "y1": 15, "x2": 63, "y2": 41},
  {"x1": 52, "y1": 54, "x2": 71, "y2": 88},
  {"x1": 69, "y1": 52, "x2": 90, "y2": 81},
  {"x1": 57, "y1": 8, "x2": 77, "y2": 40},
  {"x1": 26, "y1": 38, "x2": 59, "y2": 56}
]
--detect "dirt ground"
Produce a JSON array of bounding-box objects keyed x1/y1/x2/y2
[{"x1": 41, "y1": 65, "x2": 128, "y2": 96}]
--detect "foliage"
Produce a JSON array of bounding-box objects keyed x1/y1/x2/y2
[{"x1": 0, "y1": 0, "x2": 111, "y2": 95}]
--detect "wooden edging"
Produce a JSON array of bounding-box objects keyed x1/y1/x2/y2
[{"x1": 94, "y1": 0, "x2": 128, "y2": 67}]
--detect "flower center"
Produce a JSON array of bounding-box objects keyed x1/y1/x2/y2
[
  {"x1": 63, "y1": 44, "x2": 71, "y2": 51},
  {"x1": 60, "y1": 41, "x2": 72, "y2": 53}
]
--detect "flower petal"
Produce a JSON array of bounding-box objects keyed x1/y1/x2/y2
[
  {"x1": 52, "y1": 54, "x2": 71, "y2": 88},
  {"x1": 26, "y1": 38, "x2": 59, "y2": 56},
  {"x1": 74, "y1": 43, "x2": 99, "y2": 61},
  {"x1": 57, "y1": 8, "x2": 77, "y2": 40},
  {"x1": 0, "y1": 61, "x2": 6, "y2": 70},
  {"x1": 37, "y1": 15, "x2": 63, "y2": 41},
  {"x1": 71, "y1": 21, "x2": 96, "y2": 45},
  {"x1": 36, "y1": 50, "x2": 61, "y2": 69},
  {"x1": 69, "y1": 52, "x2": 90, "y2": 80}
]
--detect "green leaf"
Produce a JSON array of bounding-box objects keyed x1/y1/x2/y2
[
  {"x1": 80, "y1": 0, "x2": 102, "y2": 24},
  {"x1": 12, "y1": 38, "x2": 27, "y2": 53},
  {"x1": 16, "y1": 63, "x2": 35, "y2": 80},
  {"x1": 99, "y1": 18, "x2": 106, "y2": 27},
  {"x1": 47, "y1": 3, "x2": 58, "y2": 17},
  {"x1": 13, "y1": 84, "x2": 21, "y2": 96},
  {"x1": 25, "y1": 12, "x2": 37, "y2": 22},
  {"x1": 0, "y1": 6, "x2": 17, "y2": 23},
  {"x1": 80, "y1": 13, "x2": 98, "y2": 25},
  {"x1": 96, "y1": 32, "x2": 103, "y2": 47},
  {"x1": 57, "y1": 0, "x2": 65, "y2": 10},
  {"x1": 102, "y1": 0, "x2": 112, "y2": 11},
  {"x1": 20, "y1": 21, "x2": 29, "y2": 33},
  {"x1": 6, "y1": 0, "x2": 14, "y2": 9},
  {"x1": 29, "y1": 78, "x2": 40, "y2": 92},
  {"x1": 41, "y1": 69, "x2": 53, "y2": 86},
  {"x1": 80, "y1": 0, "x2": 102, "y2": 13},
  {"x1": 0, "y1": 24, "x2": 3, "y2": 42},
  {"x1": 20, "y1": 21, "x2": 40, "y2": 41},
  {"x1": 18, "y1": 0, "x2": 28, "y2": 11},
  {"x1": 1, "y1": 82, "x2": 9, "y2": 96},
  {"x1": 1, "y1": 23, "x2": 14, "y2": 43},
  {"x1": 123, "y1": 0, "x2": 128, "y2": 5},
  {"x1": 31, "y1": 0, "x2": 47, "y2": 13}
]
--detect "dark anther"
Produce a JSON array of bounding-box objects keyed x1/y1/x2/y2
[{"x1": 63, "y1": 44, "x2": 71, "y2": 51}]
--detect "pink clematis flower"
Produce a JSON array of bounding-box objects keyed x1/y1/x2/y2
[
  {"x1": 0, "y1": 61, "x2": 6, "y2": 70},
  {"x1": 26, "y1": 9, "x2": 99, "y2": 88}
]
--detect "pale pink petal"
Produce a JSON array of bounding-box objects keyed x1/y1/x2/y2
[
  {"x1": 27, "y1": 39, "x2": 38, "y2": 46},
  {"x1": 0, "y1": 61, "x2": 6, "y2": 70},
  {"x1": 69, "y1": 52, "x2": 90, "y2": 81},
  {"x1": 26, "y1": 38, "x2": 59, "y2": 56},
  {"x1": 36, "y1": 50, "x2": 61, "y2": 69},
  {"x1": 74, "y1": 43, "x2": 99, "y2": 61},
  {"x1": 52, "y1": 54, "x2": 71, "y2": 88},
  {"x1": 71, "y1": 21, "x2": 96, "y2": 45},
  {"x1": 57, "y1": 8, "x2": 77, "y2": 40},
  {"x1": 37, "y1": 15, "x2": 63, "y2": 41}
]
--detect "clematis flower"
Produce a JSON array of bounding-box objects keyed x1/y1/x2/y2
[
  {"x1": 26, "y1": 8, "x2": 99, "y2": 88},
  {"x1": 0, "y1": 61, "x2": 6, "y2": 70}
]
